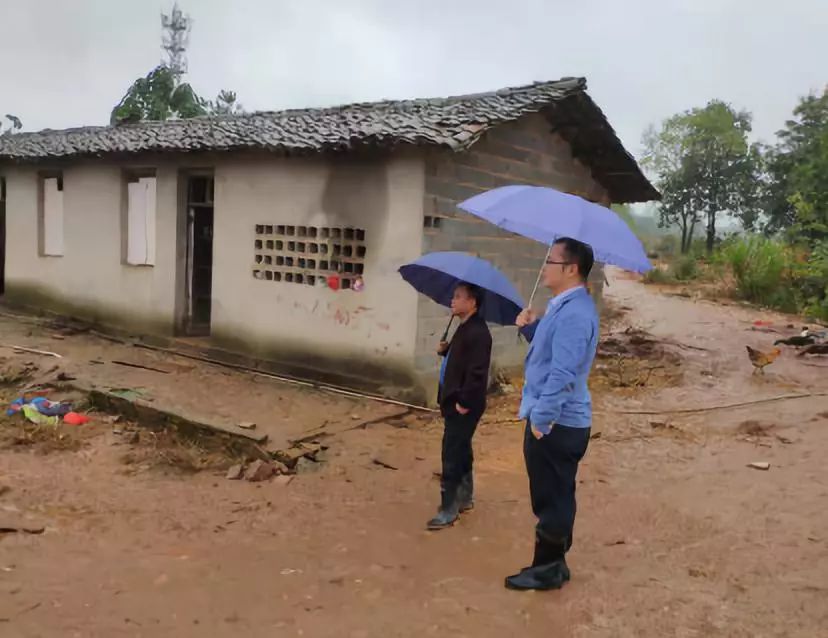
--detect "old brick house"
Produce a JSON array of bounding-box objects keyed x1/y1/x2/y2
[{"x1": 0, "y1": 77, "x2": 658, "y2": 403}]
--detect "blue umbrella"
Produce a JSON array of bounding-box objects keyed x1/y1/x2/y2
[
  {"x1": 399, "y1": 252, "x2": 525, "y2": 338},
  {"x1": 458, "y1": 185, "x2": 653, "y2": 274}
]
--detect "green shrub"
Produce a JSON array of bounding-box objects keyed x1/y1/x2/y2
[
  {"x1": 654, "y1": 235, "x2": 678, "y2": 258},
  {"x1": 642, "y1": 267, "x2": 675, "y2": 285},
  {"x1": 670, "y1": 255, "x2": 699, "y2": 281},
  {"x1": 793, "y1": 241, "x2": 828, "y2": 321},
  {"x1": 721, "y1": 236, "x2": 792, "y2": 307}
]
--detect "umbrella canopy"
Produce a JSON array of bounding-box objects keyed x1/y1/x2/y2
[
  {"x1": 458, "y1": 185, "x2": 652, "y2": 273},
  {"x1": 399, "y1": 252, "x2": 525, "y2": 326}
]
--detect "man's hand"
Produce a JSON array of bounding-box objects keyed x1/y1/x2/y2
[
  {"x1": 455, "y1": 403, "x2": 470, "y2": 415},
  {"x1": 437, "y1": 341, "x2": 449, "y2": 355},
  {"x1": 530, "y1": 424, "x2": 544, "y2": 439},
  {"x1": 516, "y1": 308, "x2": 537, "y2": 328}
]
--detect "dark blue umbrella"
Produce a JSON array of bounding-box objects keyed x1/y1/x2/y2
[{"x1": 399, "y1": 252, "x2": 525, "y2": 337}]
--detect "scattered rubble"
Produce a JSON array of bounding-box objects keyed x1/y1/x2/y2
[
  {"x1": 372, "y1": 457, "x2": 399, "y2": 471},
  {"x1": 245, "y1": 460, "x2": 278, "y2": 482},
  {"x1": 295, "y1": 457, "x2": 322, "y2": 474},
  {"x1": 737, "y1": 420, "x2": 773, "y2": 437},
  {"x1": 226, "y1": 464, "x2": 245, "y2": 480},
  {"x1": 593, "y1": 327, "x2": 683, "y2": 390},
  {"x1": 273, "y1": 441, "x2": 325, "y2": 469},
  {"x1": 747, "y1": 462, "x2": 771, "y2": 471}
]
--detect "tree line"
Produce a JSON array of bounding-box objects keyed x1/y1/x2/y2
[{"x1": 642, "y1": 90, "x2": 827, "y2": 254}]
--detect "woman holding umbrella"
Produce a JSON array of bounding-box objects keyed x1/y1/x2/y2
[{"x1": 399, "y1": 252, "x2": 526, "y2": 530}]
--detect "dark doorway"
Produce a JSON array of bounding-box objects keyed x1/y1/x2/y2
[
  {"x1": 0, "y1": 176, "x2": 6, "y2": 296},
  {"x1": 184, "y1": 176, "x2": 214, "y2": 335}
]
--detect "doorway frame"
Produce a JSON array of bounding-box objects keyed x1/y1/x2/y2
[
  {"x1": 174, "y1": 169, "x2": 215, "y2": 336},
  {"x1": 0, "y1": 175, "x2": 6, "y2": 296}
]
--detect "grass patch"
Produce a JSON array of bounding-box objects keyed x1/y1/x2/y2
[
  {"x1": 643, "y1": 266, "x2": 676, "y2": 285},
  {"x1": 720, "y1": 236, "x2": 795, "y2": 309},
  {"x1": 0, "y1": 421, "x2": 87, "y2": 453},
  {"x1": 118, "y1": 425, "x2": 247, "y2": 475}
]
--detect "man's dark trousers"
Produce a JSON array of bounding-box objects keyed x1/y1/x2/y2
[
  {"x1": 441, "y1": 409, "x2": 481, "y2": 495},
  {"x1": 523, "y1": 420, "x2": 591, "y2": 560}
]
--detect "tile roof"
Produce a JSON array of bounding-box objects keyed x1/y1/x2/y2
[{"x1": 0, "y1": 77, "x2": 658, "y2": 202}]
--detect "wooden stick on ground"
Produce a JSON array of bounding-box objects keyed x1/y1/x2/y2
[
  {"x1": 130, "y1": 342, "x2": 438, "y2": 413},
  {"x1": 0, "y1": 344, "x2": 63, "y2": 358},
  {"x1": 111, "y1": 360, "x2": 171, "y2": 374},
  {"x1": 604, "y1": 392, "x2": 827, "y2": 416}
]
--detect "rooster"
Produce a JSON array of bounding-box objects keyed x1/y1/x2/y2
[
  {"x1": 797, "y1": 343, "x2": 828, "y2": 357},
  {"x1": 774, "y1": 335, "x2": 815, "y2": 347},
  {"x1": 746, "y1": 346, "x2": 781, "y2": 374},
  {"x1": 775, "y1": 328, "x2": 816, "y2": 347}
]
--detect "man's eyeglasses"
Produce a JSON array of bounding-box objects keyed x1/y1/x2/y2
[{"x1": 545, "y1": 260, "x2": 572, "y2": 266}]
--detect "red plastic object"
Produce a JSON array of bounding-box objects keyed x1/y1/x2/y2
[
  {"x1": 327, "y1": 275, "x2": 341, "y2": 291},
  {"x1": 63, "y1": 412, "x2": 90, "y2": 426}
]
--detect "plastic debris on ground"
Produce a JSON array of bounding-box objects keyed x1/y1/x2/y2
[
  {"x1": 6, "y1": 395, "x2": 89, "y2": 426},
  {"x1": 63, "y1": 412, "x2": 90, "y2": 426}
]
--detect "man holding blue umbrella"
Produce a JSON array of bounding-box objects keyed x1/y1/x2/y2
[
  {"x1": 457, "y1": 185, "x2": 651, "y2": 589},
  {"x1": 505, "y1": 237, "x2": 599, "y2": 591},
  {"x1": 428, "y1": 282, "x2": 492, "y2": 530},
  {"x1": 398, "y1": 251, "x2": 525, "y2": 531}
]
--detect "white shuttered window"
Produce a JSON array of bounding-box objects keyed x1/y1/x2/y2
[
  {"x1": 42, "y1": 177, "x2": 64, "y2": 256},
  {"x1": 127, "y1": 176, "x2": 157, "y2": 266}
]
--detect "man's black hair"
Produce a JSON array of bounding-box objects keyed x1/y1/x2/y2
[
  {"x1": 554, "y1": 237, "x2": 595, "y2": 282},
  {"x1": 456, "y1": 281, "x2": 485, "y2": 311}
]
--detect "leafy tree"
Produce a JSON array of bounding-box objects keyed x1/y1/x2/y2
[
  {"x1": 642, "y1": 118, "x2": 701, "y2": 253},
  {"x1": 763, "y1": 90, "x2": 828, "y2": 245},
  {"x1": 643, "y1": 101, "x2": 762, "y2": 253},
  {"x1": 660, "y1": 166, "x2": 702, "y2": 254},
  {"x1": 0, "y1": 114, "x2": 22, "y2": 136},
  {"x1": 208, "y1": 90, "x2": 244, "y2": 116},
  {"x1": 110, "y1": 65, "x2": 206, "y2": 124}
]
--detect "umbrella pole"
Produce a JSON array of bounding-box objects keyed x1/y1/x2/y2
[
  {"x1": 516, "y1": 245, "x2": 551, "y2": 344},
  {"x1": 440, "y1": 315, "x2": 455, "y2": 342},
  {"x1": 527, "y1": 245, "x2": 552, "y2": 307}
]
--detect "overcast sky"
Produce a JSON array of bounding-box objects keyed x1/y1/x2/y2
[{"x1": 2, "y1": 0, "x2": 826, "y2": 158}]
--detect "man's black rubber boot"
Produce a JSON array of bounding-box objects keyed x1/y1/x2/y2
[
  {"x1": 504, "y1": 560, "x2": 571, "y2": 591},
  {"x1": 457, "y1": 472, "x2": 474, "y2": 512},
  {"x1": 505, "y1": 531, "x2": 570, "y2": 590},
  {"x1": 426, "y1": 485, "x2": 460, "y2": 530}
]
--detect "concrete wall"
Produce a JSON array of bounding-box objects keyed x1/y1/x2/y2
[
  {"x1": 416, "y1": 114, "x2": 610, "y2": 398},
  {"x1": 1, "y1": 162, "x2": 180, "y2": 333},
  {"x1": 1, "y1": 153, "x2": 427, "y2": 399},
  {"x1": 210, "y1": 153, "x2": 426, "y2": 397}
]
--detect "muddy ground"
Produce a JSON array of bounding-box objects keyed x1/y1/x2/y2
[{"x1": 1, "y1": 271, "x2": 827, "y2": 637}]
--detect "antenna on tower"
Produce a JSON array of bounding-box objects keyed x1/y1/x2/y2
[{"x1": 161, "y1": 2, "x2": 191, "y2": 85}]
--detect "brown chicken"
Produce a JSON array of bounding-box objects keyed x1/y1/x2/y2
[{"x1": 746, "y1": 346, "x2": 781, "y2": 374}]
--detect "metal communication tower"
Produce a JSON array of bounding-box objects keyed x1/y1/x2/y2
[{"x1": 161, "y1": 3, "x2": 191, "y2": 84}]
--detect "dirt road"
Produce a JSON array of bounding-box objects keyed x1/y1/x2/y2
[{"x1": 1, "y1": 273, "x2": 827, "y2": 637}]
